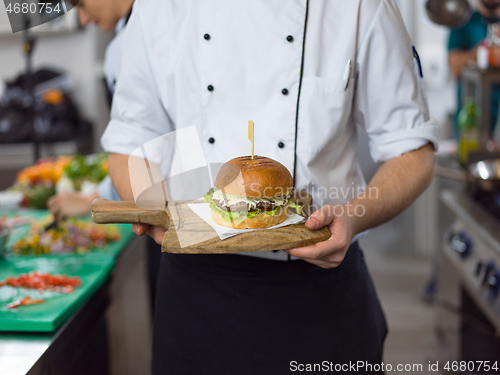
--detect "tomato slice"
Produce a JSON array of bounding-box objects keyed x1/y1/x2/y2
[{"x1": 0, "y1": 271, "x2": 82, "y2": 292}]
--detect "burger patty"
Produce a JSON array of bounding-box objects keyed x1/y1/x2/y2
[
  {"x1": 213, "y1": 192, "x2": 292, "y2": 212},
  {"x1": 213, "y1": 199, "x2": 276, "y2": 212}
]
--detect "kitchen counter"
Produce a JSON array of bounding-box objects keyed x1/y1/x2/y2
[
  {"x1": 435, "y1": 152, "x2": 500, "y2": 256},
  {"x1": 434, "y1": 153, "x2": 500, "y2": 361},
  {"x1": 0, "y1": 211, "x2": 150, "y2": 375},
  {"x1": 0, "y1": 277, "x2": 111, "y2": 375},
  {"x1": 440, "y1": 187, "x2": 500, "y2": 329},
  {"x1": 441, "y1": 188, "x2": 500, "y2": 256}
]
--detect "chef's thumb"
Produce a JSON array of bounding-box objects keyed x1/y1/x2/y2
[{"x1": 306, "y1": 205, "x2": 337, "y2": 230}]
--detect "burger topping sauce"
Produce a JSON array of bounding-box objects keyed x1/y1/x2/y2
[{"x1": 211, "y1": 189, "x2": 291, "y2": 212}]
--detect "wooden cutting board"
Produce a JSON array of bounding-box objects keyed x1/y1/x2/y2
[{"x1": 92, "y1": 192, "x2": 331, "y2": 254}]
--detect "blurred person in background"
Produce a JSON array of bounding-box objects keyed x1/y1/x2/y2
[
  {"x1": 48, "y1": 0, "x2": 161, "y2": 311},
  {"x1": 49, "y1": 0, "x2": 135, "y2": 220},
  {"x1": 75, "y1": 0, "x2": 135, "y2": 102},
  {"x1": 448, "y1": 0, "x2": 500, "y2": 134}
]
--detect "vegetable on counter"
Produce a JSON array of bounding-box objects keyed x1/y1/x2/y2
[
  {"x1": 0, "y1": 216, "x2": 31, "y2": 231},
  {"x1": 11, "y1": 219, "x2": 121, "y2": 255},
  {"x1": 15, "y1": 156, "x2": 72, "y2": 209},
  {"x1": 12, "y1": 153, "x2": 108, "y2": 209},
  {"x1": 63, "y1": 153, "x2": 108, "y2": 191},
  {"x1": 17, "y1": 156, "x2": 73, "y2": 187},
  {"x1": 7, "y1": 296, "x2": 46, "y2": 309},
  {"x1": 0, "y1": 271, "x2": 82, "y2": 293},
  {"x1": 1, "y1": 271, "x2": 82, "y2": 309},
  {"x1": 22, "y1": 185, "x2": 57, "y2": 209}
]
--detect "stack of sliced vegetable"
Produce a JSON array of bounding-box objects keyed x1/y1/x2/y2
[
  {"x1": 0, "y1": 271, "x2": 82, "y2": 293},
  {"x1": 11, "y1": 219, "x2": 120, "y2": 255},
  {"x1": 0, "y1": 271, "x2": 82, "y2": 309}
]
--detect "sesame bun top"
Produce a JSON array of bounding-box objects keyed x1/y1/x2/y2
[{"x1": 214, "y1": 156, "x2": 293, "y2": 198}]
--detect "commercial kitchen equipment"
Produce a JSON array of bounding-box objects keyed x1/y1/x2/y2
[{"x1": 436, "y1": 154, "x2": 500, "y2": 363}]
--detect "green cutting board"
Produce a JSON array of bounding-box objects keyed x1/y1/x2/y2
[
  {"x1": 0, "y1": 209, "x2": 137, "y2": 332},
  {"x1": 0, "y1": 255, "x2": 115, "y2": 332}
]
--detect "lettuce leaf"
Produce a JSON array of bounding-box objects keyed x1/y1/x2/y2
[
  {"x1": 264, "y1": 201, "x2": 302, "y2": 216},
  {"x1": 246, "y1": 210, "x2": 262, "y2": 218},
  {"x1": 203, "y1": 191, "x2": 258, "y2": 222},
  {"x1": 264, "y1": 206, "x2": 280, "y2": 216},
  {"x1": 284, "y1": 200, "x2": 302, "y2": 215},
  {"x1": 203, "y1": 190, "x2": 303, "y2": 221}
]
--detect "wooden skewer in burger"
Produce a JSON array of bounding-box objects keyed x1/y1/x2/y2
[{"x1": 203, "y1": 121, "x2": 302, "y2": 229}]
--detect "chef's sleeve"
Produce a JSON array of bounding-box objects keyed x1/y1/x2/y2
[
  {"x1": 353, "y1": 0, "x2": 439, "y2": 163},
  {"x1": 96, "y1": 176, "x2": 121, "y2": 201},
  {"x1": 100, "y1": 3, "x2": 172, "y2": 156}
]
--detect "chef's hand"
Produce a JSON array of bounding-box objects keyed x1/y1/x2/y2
[
  {"x1": 131, "y1": 224, "x2": 166, "y2": 245},
  {"x1": 48, "y1": 191, "x2": 98, "y2": 222},
  {"x1": 284, "y1": 205, "x2": 356, "y2": 269}
]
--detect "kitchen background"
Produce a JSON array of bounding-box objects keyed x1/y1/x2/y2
[{"x1": 0, "y1": 0, "x2": 499, "y2": 374}]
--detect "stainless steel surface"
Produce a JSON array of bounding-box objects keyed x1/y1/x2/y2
[
  {"x1": 469, "y1": 159, "x2": 500, "y2": 181},
  {"x1": 0, "y1": 236, "x2": 146, "y2": 375},
  {"x1": 425, "y1": 0, "x2": 471, "y2": 27},
  {"x1": 0, "y1": 284, "x2": 109, "y2": 375},
  {"x1": 435, "y1": 158, "x2": 500, "y2": 191},
  {"x1": 440, "y1": 189, "x2": 500, "y2": 331},
  {"x1": 433, "y1": 156, "x2": 463, "y2": 361},
  {"x1": 441, "y1": 190, "x2": 500, "y2": 253},
  {"x1": 434, "y1": 164, "x2": 467, "y2": 181},
  {"x1": 0, "y1": 334, "x2": 52, "y2": 375},
  {"x1": 469, "y1": 158, "x2": 500, "y2": 191},
  {"x1": 0, "y1": 279, "x2": 110, "y2": 375}
]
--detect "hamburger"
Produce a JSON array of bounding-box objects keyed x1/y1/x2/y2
[{"x1": 204, "y1": 156, "x2": 302, "y2": 229}]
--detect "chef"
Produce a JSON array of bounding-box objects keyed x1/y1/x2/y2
[
  {"x1": 101, "y1": 0, "x2": 438, "y2": 374},
  {"x1": 50, "y1": 0, "x2": 135, "y2": 216},
  {"x1": 72, "y1": 0, "x2": 135, "y2": 100},
  {"x1": 48, "y1": 0, "x2": 162, "y2": 310},
  {"x1": 51, "y1": 0, "x2": 163, "y2": 312}
]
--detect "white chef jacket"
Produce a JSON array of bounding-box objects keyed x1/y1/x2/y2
[
  {"x1": 101, "y1": 0, "x2": 438, "y2": 222},
  {"x1": 97, "y1": 9, "x2": 133, "y2": 202},
  {"x1": 104, "y1": 10, "x2": 132, "y2": 96}
]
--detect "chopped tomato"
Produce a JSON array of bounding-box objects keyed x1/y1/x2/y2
[{"x1": 0, "y1": 271, "x2": 82, "y2": 292}]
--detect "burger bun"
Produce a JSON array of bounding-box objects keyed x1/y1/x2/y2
[{"x1": 214, "y1": 156, "x2": 293, "y2": 198}]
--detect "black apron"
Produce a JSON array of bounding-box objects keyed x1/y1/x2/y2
[{"x1": 152, "y1": 242, "x2": 387, "y2": 374}]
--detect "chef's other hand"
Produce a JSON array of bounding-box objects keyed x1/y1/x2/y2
[
  {"x1": 132, "y1": 224, "x2": 166, "y2": 245},
  {"x1": 48, "y1": 191, "x2": 98, "y2": 222},
  {"x1": 284, "y1": 205, "x2": 355, "y2": 269}
]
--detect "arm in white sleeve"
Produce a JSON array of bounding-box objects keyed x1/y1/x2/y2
[
  {"x1": 353, "y1": 0, "x2": 439, "y2": 163},
  {"x1": 100, "y1": 1, "x2": 172, "y2": 156}
]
